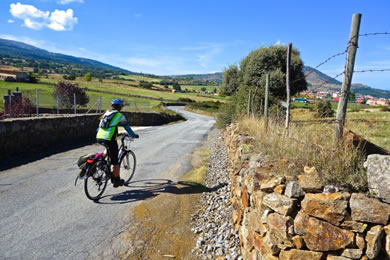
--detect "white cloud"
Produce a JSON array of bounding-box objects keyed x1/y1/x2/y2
[
  {"x1": 9, "y1": 2, "x2": 78, "y2": 31},
  {"x1": 274, "y1": 40, "x2": 282, "y2": 46},
  {"x1": 57, "y1": 0, "x2": 84, "y2": 4},
  {"x1": 8, "y1": 19, "x2": 15, "y2": 23}
]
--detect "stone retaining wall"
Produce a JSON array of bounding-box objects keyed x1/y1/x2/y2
[
  {"x1": 224, "y1": 124, "x2": 390, "y2": 260},
  {"x1": 0, "y1": 111, "x2": 184, "y2": 163}
]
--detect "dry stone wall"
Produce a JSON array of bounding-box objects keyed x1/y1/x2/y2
[
  {"x1": 224, "y1": 124, "x2": 390, "y2": 260},
  {"x1": 0, "y1": 111, "x2": 184, "y2": 164}
]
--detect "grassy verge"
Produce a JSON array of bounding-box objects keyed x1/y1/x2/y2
[
  {"x1": 291, "y1": 107, "x2": 390, "y2": 151},
  {"x1": 238, "y1": 117, "x2": 367, "y2": 191}
]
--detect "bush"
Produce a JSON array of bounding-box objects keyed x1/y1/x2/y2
[
  {"x1": 380, "y1": 106, "x2": 390, "y2": 112},
  {"x1": 139, "y1": 80, "x2": 153, "y2": 89},
  {"x1": 178, "y1": 98, "x2": 195, "y2": 103},
  {"x1": 6, "y1": 97, "x2": 35, "y2": 116},
  {"x1": 53, "y1": 82, "x2": 89, "y2": 108},
  {"x1": 314, "y1": 100, "x2": 335, "y2": 118},
  {"x1": 216, "y1": 102, "x2": 235, "y2": 128}
]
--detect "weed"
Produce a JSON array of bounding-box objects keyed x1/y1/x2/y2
[{"x1": 238, "y1": 117, "x2": 367, "y2": 191}]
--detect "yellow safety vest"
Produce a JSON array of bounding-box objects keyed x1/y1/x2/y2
[{"x1": 96, "y1": 112, "x2": 122, "y2": 141}]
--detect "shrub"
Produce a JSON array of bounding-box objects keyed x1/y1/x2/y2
[
  {"x1": 178, "y1": 98, "x2": 195, "y2": 103},
  {"x1": 216, "y1": 102, "x2": 235, "y2": 128},
  {"x1": 314, "y1": 100, "x2": 335, "y2": 118},
  {"x1": 6, "y1": 97, "x2": 35, "y2": 116},
  {"x1": 380, "y1": 106, "x2": 390, "y2": 112},
  {"x1": 139, "y1": 80, "x2": 153, "y2": 89},
  {"x1": 53, "y1": 82, "x2": 89, "y2": 108}
]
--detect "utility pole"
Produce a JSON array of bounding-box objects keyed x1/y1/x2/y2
[
  {"x1": 264, "y1": 74, "x2": 270, "y2": 133},
  {"x1": 335, "y1": 13, "x2": 362, "y2": 140},
  {"x1": 285, "y1": 43, "x2": 292, "y2": 133}
]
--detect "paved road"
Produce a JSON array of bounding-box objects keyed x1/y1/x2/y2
[{"x1": 0, "y1": 107, "x2": 215, "y2": 259}]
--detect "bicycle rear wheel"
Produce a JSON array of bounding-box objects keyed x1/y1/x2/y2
[
  {"x1": 120, "y1": 150, "x2": 136, "y2": 184},
  {"x1": 84, "y1": 160, "x2": 109, "y2": 200}
]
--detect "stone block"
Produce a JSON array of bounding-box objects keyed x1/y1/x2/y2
[
  {"x1": 262, "y1": 193, "x2": 296, "y2": 216},
  {"x1": 365, "y1": 225, "x2": 384, "y2": 259},
  {"x1": 284, "y1": 181, "x2": 305, "y2": 198},
  {"x1": 350, "y1": 193, "x2": 390, "y2": 225},
  {"x1": 279, "y1": 249, "x2": 324, "y2": 260},
  {"x1": 294, "y1": 211, "x2": 354, "y2": 251},
  {"x1": 364, "y1": 154, "x2": 390, "y2": 204},
  {"x1": 301, "y1": 192, "x2": 350, "y2": 225}
]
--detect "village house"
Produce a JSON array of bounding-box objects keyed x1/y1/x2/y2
[{"x1": 0, "y1": 69, "x2": 28, "y2": 82}]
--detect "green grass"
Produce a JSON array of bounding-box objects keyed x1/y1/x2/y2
[
  {"x1": 291, "y1": 106, "x2": 390, "y2": 151},
  {"x1": 1, "y1": 75, "x2": 228, "y2": 112}
]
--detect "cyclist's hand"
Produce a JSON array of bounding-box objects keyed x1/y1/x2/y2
[{"x1": 135, "y1": 134, "x2": 139, "y2": 138}]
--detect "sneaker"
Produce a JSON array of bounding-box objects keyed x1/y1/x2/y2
[{"x1": 111, "y1": 176, "x2": 125, "y2": 188}]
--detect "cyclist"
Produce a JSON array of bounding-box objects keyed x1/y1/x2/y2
[{"x1": 96, "y1": 98, "x2": 139, "y2": 187}]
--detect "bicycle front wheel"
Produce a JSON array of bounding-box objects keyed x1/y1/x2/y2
[
  {"x1": 120, "y1": 150, "x2": 136, "y2": 184},
  {"x1": 84, "y1": 160, "x2": 109, "y2": 200}
]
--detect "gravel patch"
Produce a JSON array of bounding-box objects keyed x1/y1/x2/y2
[{"x1": 191, "y1": 128, "x2": 242, "y2": 260}]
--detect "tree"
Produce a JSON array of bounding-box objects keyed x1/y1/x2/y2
[
  {"x1": 221, "y1": 65, "x2": 241, "y2": 96},
  {"x1": 84, "y1": 72, "x2": 92, "y2": 81},
  {"x1": 201, "y1": 87, "x2": 207, "y2": 92},
  {"x1": 53, "y1": 82, "x2": 89, "y2": 108},
  {"x1": 173, "y1": 82, "x2": 181, "y2": 92},
  {"x1": 216, "y1": 45, "x2": 307, "y2": 125}
]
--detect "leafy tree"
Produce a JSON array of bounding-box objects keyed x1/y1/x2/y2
[
  {"x1": 84, "y1": 72, "x2": 92, "y2": 81},
  {"x1": 221, "y1": 65, "x2": 241, "y2": 96},
  {"x1": 53, "y1": 82, "x2": 89, "y2": 108},
  {"x1": 201, "y1": 87, "x2": 207, "y2": 92},
  {"x1": 173, "y1": 82, "x2": 181, "y2": 92}
]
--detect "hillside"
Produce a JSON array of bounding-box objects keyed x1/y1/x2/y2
[
  {"x1": 303, "y1": 66, "x2": 390, "y2": 98},
  {"x1": 0, "y1": 38, "x2": 130, "y2": 77}
]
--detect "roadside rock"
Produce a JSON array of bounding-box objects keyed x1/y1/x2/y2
[
  {"x1": 262, "y1": 193, "x2": 296, "y2": 216},
  {"x1": 350, "y1": 193, "x2": 390, "y2": 225},
  {"x1": 364, "y1": 154, "x2": 390, "y2": 203},
  {"x1": 298, "y1": 166, "x2": 323, "y2": 192},
  {"x1": 294, "y1": 211, "x2": 354, "y2": 251},
  {"x1": 267, "y1": 213, "x2": 294, "y2": 249},
  {"x1": 279, "y1": 249, "x2": 324, "y2": 260},
  {"x1": 365, "y1": 225, "x2": 384, "y2": 259},
  {"x1": 301, "y1": 192, "x2": 350, "y2": 225},
  {"x1": 284, "y1": 181, "x2": 304, "y2": 198}
]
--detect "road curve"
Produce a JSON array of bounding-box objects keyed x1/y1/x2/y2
[{"x1": 0, "y1": 107, "x2": 215, "y2": 259}]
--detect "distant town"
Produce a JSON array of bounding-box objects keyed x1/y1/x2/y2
[{"x1": 296, "y1": 90, "x2": 390, "y2": 106}]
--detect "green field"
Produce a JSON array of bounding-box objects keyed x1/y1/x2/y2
[{"x1": 1, "y1": 75, "x2": 226, "y2": 112}]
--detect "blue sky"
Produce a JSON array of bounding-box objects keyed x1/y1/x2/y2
[{"x1": 1, "y1": 0, "x2": 390, "y2": 90}]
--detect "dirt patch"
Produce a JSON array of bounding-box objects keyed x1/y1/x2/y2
[{"x1": 118, "y1": 146, "x2": 211, "y2": 260}]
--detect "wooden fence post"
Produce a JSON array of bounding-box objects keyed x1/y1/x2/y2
[
  {"x1": 335, "y1": 13, "x2": 362, "y2": 140},
  {"x1": 285, "y1": 43, "x2": 292, "y2": 133},
  {"x1": 247, "y1": 89, "x2": 251, "y2": 117},
  {"x1": 264, "y1": 74, "x2": 270, "y2": 132}
]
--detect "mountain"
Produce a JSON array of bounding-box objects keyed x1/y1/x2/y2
[
  {"x1": 0, "y1": 38, "x2": 130, "y2": 73},
  {"x1": 303, "y1": 66, "x2": 390, "y2": 98}
]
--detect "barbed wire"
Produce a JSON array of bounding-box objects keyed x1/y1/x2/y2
[
  {"x1": 359, "y1": 32, "x2": 390, "y2": 37},
  {"x1": 309, "y1": 71, "x2": 345, "y2": 92},
  {"x1": 354, "y1": 69, "x2": 390, "y2": 73}
]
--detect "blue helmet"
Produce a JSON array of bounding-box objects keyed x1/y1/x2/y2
[{"x1": 111, "y1": 98, "x2": 124, "y2": 106}]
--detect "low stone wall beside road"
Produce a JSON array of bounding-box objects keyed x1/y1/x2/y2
[
  {"x1": 224, "y1": 124, "x2": 390, "y2": 260},
  {"x1": 0, "y1": 111, "x2": 184, "y2": 163}
]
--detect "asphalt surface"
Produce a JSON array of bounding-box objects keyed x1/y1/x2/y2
[{"x1": 0, "y1": 107, "x2": 215, "y2": 259}]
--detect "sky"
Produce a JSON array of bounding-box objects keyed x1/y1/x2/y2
[{"x1": 1, "y1": 0, "x2": 390, "y2": 90}]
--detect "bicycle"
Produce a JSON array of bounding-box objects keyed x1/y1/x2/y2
[{"x1": 83, "y1": 133, "x2": 137, "y2": 201}]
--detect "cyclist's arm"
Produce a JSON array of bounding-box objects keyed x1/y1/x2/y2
[{"x1": 123, "y1": 125, "x2": 138, "y2": 138}]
